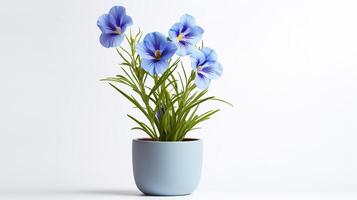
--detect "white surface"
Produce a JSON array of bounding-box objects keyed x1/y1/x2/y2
[
  {"x1": 1, "y1": 188, "x2": 357, "y2": 200},
  {"x1": 0, "y1": 0, "x2": 356, "y2": 198}
]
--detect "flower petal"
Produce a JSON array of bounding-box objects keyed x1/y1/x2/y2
[
  {"x1": 136, "y1": 42, "x2": 155, "y2": 59},
  {"x1": 201, "y1": 47, "x2": 218, "y2": 62},
  {"x1": 141, "y1": 59, "x2": 155, "y2": 74},
  {"x1": 97, "y1": 14, "x2": 116, "y2": 34},
  {"x1": 168, "y1": 23, "x2": 182, "y2": 40},
  {"x1": 109, "y1": 6, "x2": 133, "y2": 31},
  {"x1": 201, "y1": 61, "x2": 223, "y2": 80},
  {"x1": 141, "y1": 59, "x2": 169, "y2": 75},
  {"x1": 190, "y1": 49, "x2": 205, "y2": 69},
  {"x1": 143, "y1": 32, "x2": 167, "y2": 52},
  {"x1": 180, "y1": 14, "x2": 196, "y2": 26},
  {"x1": 160, "y1": 42, "x2": 178, "y2": 60},
  {"x1": 99, "y1": 33, "x2": 124, "y2": 48},
  {"x1": 195, "y1": 72, "x2": 211, "y2": 89},
  {"x1": 119, "y1": 15, "x2": 133, "y2": 32},
  {"x1": 176, "y1": 44, "x2": 196, "y2": 56},
  {"x1": 185, "y1": 25, "x2": 204, "y2": 44},
  {"x1": 153, "y1": 59, "x2": 169, "y2": 74}
]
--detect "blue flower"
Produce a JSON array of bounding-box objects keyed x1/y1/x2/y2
[
  {"x1": 191, "y1": 47, "x2": 223, "y2": 89},
  {"x1": 169, "y1": 14, "x2": 204, "y2": 56},
  {"x1": 97, "y1": 6, "x2": 133, "y2": 48},
  {"x1": 136, "y1": 32, "x2": 177, "y2": 75},
  {"x1": 155, "y1": 106, "x2": 165, "y2": 120}
]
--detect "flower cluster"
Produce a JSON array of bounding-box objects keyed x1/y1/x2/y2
[
  {"x1": 97, "y1": 5, "x2": 231, "y2": 141},
  {"x1": 97, "y1": 5, "x2": 223, "y2": 90}
]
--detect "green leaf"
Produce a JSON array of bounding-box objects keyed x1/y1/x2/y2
[{"x1": 127, "y1": 114, "x2": 155, "y2": 138}]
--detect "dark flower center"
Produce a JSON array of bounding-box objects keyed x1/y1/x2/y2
[
  {"x1": 115, "y1": 26, "x2": 122, "y2": 35},
  {"x1": 154, "y1": 50, "x2": 161, "y2": 60},
  {"x1": 197, "y1": 65, "x2": 204, "y2": 71}
]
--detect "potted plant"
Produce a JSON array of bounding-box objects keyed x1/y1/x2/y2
[{"x1": 97, "y1": 5, "x2": 230, "y2": 196}]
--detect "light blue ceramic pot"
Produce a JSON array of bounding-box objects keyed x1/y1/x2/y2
[{"x1": 132, "y1": 138, "x2": 203, "y2": 196}]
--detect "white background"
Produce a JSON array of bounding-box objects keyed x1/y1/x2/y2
[{"x1": 0, "y1": 0, "x2": 356, "y2": 199}]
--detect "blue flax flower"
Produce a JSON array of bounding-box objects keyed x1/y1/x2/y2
[
  {"x1": 169, "y1": 14, "x2": 204, "y2": 56},
  {"x1": 155, "y1": 106, "x2": 165, "y2": 120},
  {"x1": 136, "y1": 32, "x2": 177, "y2": 75},
  {"x1": 191, "y1": 47, "x2": 223, "y2": 89},
  {"x1": 97, "y1": 6, "x2": 133, "y2": 48}
]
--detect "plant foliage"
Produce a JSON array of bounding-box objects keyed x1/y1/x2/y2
[
  {"x1": 101, "y1": 30, "x2": 230, "y2": 141},
  {"x1": 97, "y1": 6, "x2": 231, "y2": 141}
]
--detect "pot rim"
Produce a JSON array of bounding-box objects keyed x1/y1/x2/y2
[{"x1": 133, "y1": 138, "x2": 201, "y2": 143}]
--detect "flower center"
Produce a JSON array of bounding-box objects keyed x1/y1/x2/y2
[
  {"x1": 177, "y1": 33, "x2": 184, "y2": 41},
  {"x1": 115, "y1": 26, "x2": 122, "y2": 35},
  {"x1": 154, "y1": 50, "x2": 161, "y2": 60},
  {"x1": 197, "y1": 65, "x2": 204, "y2": 71}
]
